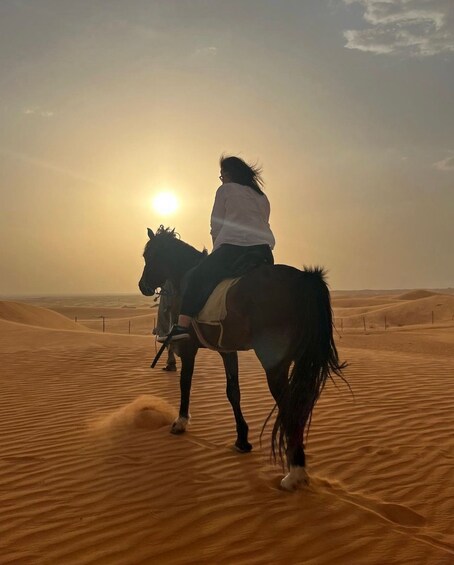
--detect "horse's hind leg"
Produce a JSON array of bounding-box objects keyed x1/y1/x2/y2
[
  {"x1": 220, "y1": 352, "x2": 252, "y2": 453},
  {"x1": 281, "y1": 443, "x2": 308, "y2": 491},
  {"x1": 263, "y1": 358, "x2": 308, "y2": 490}
]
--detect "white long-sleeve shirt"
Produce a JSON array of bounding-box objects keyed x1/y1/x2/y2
[{"x1": 210, "y1": 182, "x2": 275, "y2": 251}]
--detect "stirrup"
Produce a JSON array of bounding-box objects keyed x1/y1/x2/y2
[{"x1": 157, "y1": 325, "x2": 190, "y2": 343}]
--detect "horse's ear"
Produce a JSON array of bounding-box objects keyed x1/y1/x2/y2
[{"x1": 147, "y1": 228, "x2": 154, "y2": 239}]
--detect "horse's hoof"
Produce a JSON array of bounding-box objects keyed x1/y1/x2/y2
[
  {"x1": 234, "y1": 440, "x2": 253, "y2": 453},
  {"x1": 171, "y1": 417, "x2": 188, "y2": 435},
  {"x1": 280, "y1": 467, "x2": 309, "y2": 491},
  {"x1": 170, "y1": 423, "x2": 185, "y2": 435}
]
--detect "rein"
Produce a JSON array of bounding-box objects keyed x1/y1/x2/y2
[{"x1": 151, "y1": 341, "x2": 169, "y2": 369}]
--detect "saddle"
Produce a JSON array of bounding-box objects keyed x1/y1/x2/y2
[
  {"x1": 193, "y1": 277, "x2": 241, "y2": 350},
  {"x1": 192, "y1": 250, "x2": 272, "y2": 351}
]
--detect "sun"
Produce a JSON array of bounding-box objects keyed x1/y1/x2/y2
[{"x1": 151, "y1": 191, "x2": 179, "y2": 216}]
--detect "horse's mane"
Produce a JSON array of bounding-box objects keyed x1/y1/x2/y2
[
  {"x1": 155, "y1": 225, "x2": 179, "y2": 239},
  {"x1": 153, "y1": 225, "x2": 208, "y2": 257}
]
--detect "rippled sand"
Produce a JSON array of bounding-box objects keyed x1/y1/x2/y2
[{"x1": 0, "y1": 295, "x2": 453, "y2": 564}]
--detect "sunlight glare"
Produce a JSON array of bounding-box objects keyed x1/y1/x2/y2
[{"x1": 151, "y1": 191, "x2": 179, "y2": 216}]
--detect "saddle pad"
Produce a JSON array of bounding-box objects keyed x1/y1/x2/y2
[{"x1": 195, "y1": 277, "x2": 241, "y2": 324}]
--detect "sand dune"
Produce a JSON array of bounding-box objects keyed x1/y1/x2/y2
[
  {"x1": 332, "y1": 296, "x2": 398, "y2": 308},
  {"x1": 53, "y1": 306, "x2": 158, "y2": 336},
  {"x1": 0, "y1": 301, "x2": 86, "y2": 331},
  {"x1": 0, "y1": 295, "x2": 453, "y2": 564},
  {"x1": 0, "y1": 301, "x2": 158, "y2": 337},
  {"x1": 17, "y1": 294, "x2": 155, "y2": 309},
  {"x1": 334, "y1": 294, "x2": 454, "y2": 329},
  {"x1": 396, "y1": 290, "x2": 440, "y2": 300}
]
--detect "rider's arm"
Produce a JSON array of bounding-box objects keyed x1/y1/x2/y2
[{"x1": 210, "y1": 186, "x2": 226, "y2": 246}]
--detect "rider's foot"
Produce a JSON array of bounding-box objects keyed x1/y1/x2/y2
[
  {"x1": 157, "y1": 325, "x2": 190, "y2": 343},
  {"x1": 162, "y1": 363, "x2": 177, "y2": 372}
]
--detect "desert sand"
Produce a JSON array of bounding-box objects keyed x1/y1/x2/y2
[{"x1": 0, "y1": 291, "x2": 453, "y2": 564}]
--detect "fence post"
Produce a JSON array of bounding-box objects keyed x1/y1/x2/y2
[
  {"x1": 102, "y1": 316, "x2": 105, "y2": 333},
  {"x1": 431, "y1": 311, "x2": 434, "y2": 325},
  {"x1": 384, "y1": 314, "x2": 387, "y2": 331},
  {"x1": 74, "y1": 316, "x2": 77, "y2": 323},
  {"x1": 362, "y1": 316, "x2": 366, "y2": 333},
  {"x1": 128, "y1": 320, "x2": 131, "y2": 335}
]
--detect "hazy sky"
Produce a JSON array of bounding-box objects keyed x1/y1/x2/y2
[{"x1": 1, "y1": 0, "x2": 453, "y2": 295}]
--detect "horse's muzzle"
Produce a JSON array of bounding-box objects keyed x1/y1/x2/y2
[{"x1": 138, "y1": 281, "x2": 155, "y2": 296}]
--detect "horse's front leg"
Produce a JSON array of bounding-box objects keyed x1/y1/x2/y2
[
  {"x1": 171, "y1": 342, "x2": 197, "y2": 434},
  {"x1": 220, "y1": 352, "x2": 252, "y2": 453}
]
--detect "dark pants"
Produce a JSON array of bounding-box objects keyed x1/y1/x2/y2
[
  {"x1": 156, "y1": 280, "x2": 180, "y2": 365},
  {"x1": 180, "y1": 244, "x2": 274, "y2": 317}
]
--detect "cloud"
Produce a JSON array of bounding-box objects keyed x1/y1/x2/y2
[
  {"x1": 191, "y1": 46, "x2": 218, "y2": 62},
  {"x1": 433, "y1": 154, "x2": 454, "y2": 171},
  {"x1": 23, "y1": 107, "x2": 54, "y2": 118},
  {"x1": 343, "y1": 0, "x2": 454, "y2": 56},
  {"x1": 194, "y1": 46, "x2": 217, "y2": 57}
]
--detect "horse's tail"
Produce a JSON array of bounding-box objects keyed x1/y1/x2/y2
[{"x1": 271, "y1": 267, "x2": 346, "y2": 464}]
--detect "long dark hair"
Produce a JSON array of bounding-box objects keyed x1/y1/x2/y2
[{"x1": 220, "y1": 155, "x2": 265, "y2": 195}]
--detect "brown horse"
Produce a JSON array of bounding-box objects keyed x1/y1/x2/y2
[{"x1": 139, "y1": 226, "x2": 345, "y2": 490}]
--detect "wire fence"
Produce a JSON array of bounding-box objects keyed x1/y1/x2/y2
[
  {"x1": 73, "y1": 309, "x2": 454, "y2": 336},
  {"x1": 334, "y1": 308, "x2": 454, "y2": 334},
  {"x1": 74, "y1": 315, "x2": 157, "y2": 336}
]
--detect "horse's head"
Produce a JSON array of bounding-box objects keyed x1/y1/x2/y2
[
  {"x1": 138, "y1": 227, "x2": 172, "y2": 296},
  {"x1": 139, "y1": 225, "x2": 205, "y2": 296}
]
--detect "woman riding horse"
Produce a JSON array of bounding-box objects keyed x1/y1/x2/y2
[
  {"x1": 158, "y1": 155, "x2": 275, "y2": 343},
  {"x1": 139, "y1": 158, "x2": 346, "y2": 491}
]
